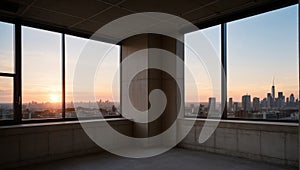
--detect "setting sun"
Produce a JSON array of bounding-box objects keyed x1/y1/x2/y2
[{"x1": 50, "y1": 94, "x2": 59, "y2": 103}]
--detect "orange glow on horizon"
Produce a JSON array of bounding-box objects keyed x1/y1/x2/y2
[{"x1": 49, "y1": 93, "x2": 60, "y2": 103}]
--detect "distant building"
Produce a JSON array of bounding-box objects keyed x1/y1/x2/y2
[
  {"x1": 242, "y1": 95, "x2": 251, "y2": 112},
  {"x1": 290, "y1": 94, "x2": 295, "y2": 103},
  {"x1": 208, "y1": 97, "x2": 216, "y2": 112},
  {"x1": 190, "y1": 104, "x2": 195, "y2": 114},
  {"x1": 228, "y1": 98, "x2": 233, "y2": 112},
  {"x1": 233, "y1": 102, "x2": 239, "y2": 112},
  {"x1": 252, "y1": 97, "x2": 260, "y2": 112},
  {"x1": 272, "y1": 85, "x2": 275, "y2": 99},
  {"x1": 261, "y1": 98, "x2": 267, "y2": 108},
  {"x1": 278, "y1": 92, "x2": 283, "y2": 98},
  {"x1": 197, "y1": 104, "x2": 206, "y2": 117},
  {"x1": 277, "y1": 92, "x2": 284, "y2": 108},
  {"x1": 271, "y1": 79, "x2": 275, "y2": 105},
  {"x1": 267, "y1": 93, "x2": 272, "y2": 109}
]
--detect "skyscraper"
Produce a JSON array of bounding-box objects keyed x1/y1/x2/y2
[
  {"x1": 242, "y1": 95, "x2": 251, "y2": 112},
  {"x1": 228, "y1": 98, "x2": 233, "y2": 112},
  {"x1": 253, "y1": 97, "x2": 260, "y2": 112},
  {"x1": 272, "y1": 78, "x2": 275, "y2": 99},
  {"x1": 278, "y1": 92, "x2": 283, "y2": 99},
  {"x1": 277, "y1": 92, "x2": 284, "y2": 108},
  {"x1": 261, "y1": 98, "x2": 267, "y2": 108},
  {"x1": 290, "y1": 94, "x2": 295, "y2": 103},
  {"x1": 233, "y1": 102, "x2": 239, "y2": 112},
  {"x1": 267, "y1": 93, "x2": 272, "y2": 109},
  {"x1": 208, "y1": 97, "x2": 216, "y2": 112}
]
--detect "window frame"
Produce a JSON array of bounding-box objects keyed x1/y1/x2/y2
[
  {"x1": 184, "y1": 4, "x2": 299, "y2": 123},
  {"x1": 0, "y1": 22, "x2": 18, "y2": 125},
  {"x1": 224, "y1": 4, "x2": 299, "y2": 123},
  {"x1": 0, "y1": 21, "x2": 122, "y2": 126},
  {"x1": 0, "y1": 2, "x2": 298, "y2": 125}
]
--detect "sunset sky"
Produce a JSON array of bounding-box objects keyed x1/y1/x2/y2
[
  {"x1": 22, "y1": 27, "x2": 119, "y2": 103},
  {"x1": 0, "y1": 4, "x2": 298, "y2": 104},
  {"x1": 185, "y1": 4, "x2": 298, "y2": 102}
]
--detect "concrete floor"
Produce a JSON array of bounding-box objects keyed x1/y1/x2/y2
[{"x1": 13, "y1": 148, "x2": 297, "y2": 170}]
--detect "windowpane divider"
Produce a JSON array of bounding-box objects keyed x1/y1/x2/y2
[
  {"x1": 221, "y1": 23, "x2": 227, "y2": 119},
  {"x1": 14, "y1": 23, "x2": 22, "y2": 123},
  {"x1": 62, "y1": 33, "x2": 66, "y2": 119}
]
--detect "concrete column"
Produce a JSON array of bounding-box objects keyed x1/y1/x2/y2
[{"x1": 121, "y1": 34, "x2": 183, "y2": 138}]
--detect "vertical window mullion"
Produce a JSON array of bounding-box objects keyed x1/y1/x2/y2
[
  {"x1": 221, "y1": 23, "x2": 227, "y2": 119},
  {"x1": 62, "y1": 33, "x2": 66, "y2": 119},
  {"x1": 14, "y1": 23, "x2": 22, "y2": 123}
]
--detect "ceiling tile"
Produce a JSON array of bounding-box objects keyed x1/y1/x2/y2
[
  {"x1": 209, "y1": 0, "x2": 254, "y2": 13},
  {"x1": 23, "y1": 6, "x2": 81, "y2": 27},
  {"x1": 0, "y1": 0, "x2": 291, "y2": 41},
  {"x1": 33, "y1": 0, "x2": 110, "y2": 18},
  {"x1": 91, "y1": 7, "x2": 132, "y2": 25},
  {"x1": 72, "y1": 20, "x2": 104, "y2": 34},
  {"x1": 182, "y1": 8, "x2": 216, "y2": 23},
  {"x1": 119, "y1": 0, "x2": 209, "y2": 15},
  {"x1": 5, "y1": 0, "x2": 35, "y2": 5},
  {"x1": 98, "y1": 0, "x2": 123, "y2": 5}
]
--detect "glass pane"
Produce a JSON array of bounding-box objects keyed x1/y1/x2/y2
[
  {"x1": 66, "y1": 35, "x2": 120, "y2": 118},
  {"x1": 22, "y1": 26, "x2": 62, "y2": 119},
  {"x1": 185, "y1": 25, "x2": 221, "y2": 118},
  {"x1": 0, "y1": 77, "x2": 13, "y2": 120},
  {"x1": 65, "y1": 35, "x2": 87, "y2": 118},
  {"x1": 227, "y1": 5, "x2": 299, "y2": 121},
  {"x1": 0, "y1": 21, "x2": 14, "y2": 73},
  {"x1": 94, "y1": 44, "x2": 120, "y2": 118}
]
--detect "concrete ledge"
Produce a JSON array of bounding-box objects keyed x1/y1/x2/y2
[
  {"x1": 0, "y1": 118, "x2": 133, "y2": 169},
  {"x1": 0, "y1": 118, "x2": 297, "y2": 168},
  {"x1": 178, "y1": 118, "x2": 298, "y2": 167}
]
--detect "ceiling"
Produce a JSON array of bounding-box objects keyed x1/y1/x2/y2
[{"x1": 0, "y1": 0, "x2": 297, "y2": 37}]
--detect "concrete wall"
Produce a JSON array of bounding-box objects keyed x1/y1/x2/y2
[
  {"x1": 0, "y1": 117, "x2": 297, "y2": 169},
  {"x1": 0, "y1": 118, "x2": 133, "y2": 169},
  {"x1": 178, "y1": 119, "x2": 298, "y2": 167},
  {"x1": 121, "y1": 34, "x2": 149, "y2": 138},
  {"x1": 121, "y1": 34, "x2": 182, "y2": 138}
]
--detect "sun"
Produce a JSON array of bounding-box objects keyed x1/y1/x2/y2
[{"x1": 50, "y1": 94, "x2": 59, "y2": 103}]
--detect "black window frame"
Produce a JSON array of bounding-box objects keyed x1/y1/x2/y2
[
  {"x1": 0, "y1": 21, "x2": 122, "y2": 126},
  {"x1": 185, "y1": 3, "x2": 299, "y2": 123},
  {"x1": 0, "y1": 1, "x2": 298, "y2": 125}
]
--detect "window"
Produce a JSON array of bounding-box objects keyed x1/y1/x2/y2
[
  {"x1": 66, "y1": 35, "x2": 120, "y2": 118},
  {"x1": 94, "y1": 43, "x2": 120, "y2": 118},
  {"x1": 0, "y1": 22, "x2": 14, "y2": 74},
  {"x1": 0, "y1": 22, "x2": 14, "y2": 120},
  {"x1": 185, "y1": 25, "x2": 221, "y2": 118},
  {"x1": 22, "y1": 26, "x2": 62, "y2": 119},
  {"x1": 0, "y1": 3, "x2": 298, "y2": 125},
  {"x1": 0, "y1": 77, "x2": 13, "y2": 120},
  {"x1": 65, "y1": 35, "x2": 87, "y2": 118},
  {"x1": 227, "y1": 5, "x2": 299, "y2": 120}
]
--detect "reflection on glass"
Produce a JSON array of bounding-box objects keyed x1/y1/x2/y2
[
  {"x1": 22, "y1": 26, "x2": 62, "y2": 119},
  {"x1": 66, "y1": 35, "x2": 120, "y2": 118},
  {"x1": 185, "y1": 25, "x2": 221, "y2": 118},
  {"x1": 227, "y1": 5, "x2": 299, "y2": 120},
  {"x1": 0, "y1": 77, "x2": 13, "y2": 120},
  {"x1": 0, "y1": 21, "x2": 14, "y2": 73}
]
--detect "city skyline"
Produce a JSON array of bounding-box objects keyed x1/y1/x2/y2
[
  {"x1": 185, "y1": 4, "x2": 298, "y2": 103},
  {"x1": 185, "y1": 79, "x2": 299, "y2": 121},
  {"x1": 228, "y1": 78, "x2": 299, "y2": 104},
  {"x1": 187, "y1": 78, "x2": 299, "y2": 105}
]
